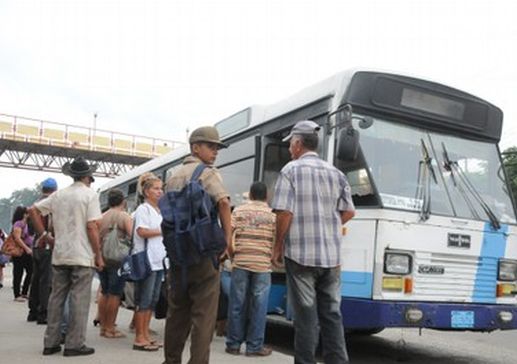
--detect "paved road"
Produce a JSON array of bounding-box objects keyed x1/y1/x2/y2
[
  {"x1": 266, "y1": 317, "x2": 517, "y2": 363},
  {"x1": 0, "y1": 265, "x2": 290, "y2": 364},
  {"x1": 2, "y1": 262, "x2": 517, "y2": 364}
]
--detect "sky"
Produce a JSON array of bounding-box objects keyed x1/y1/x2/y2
[{"x1": 0, "y1": 0, "x2": 516, "y2": 198}]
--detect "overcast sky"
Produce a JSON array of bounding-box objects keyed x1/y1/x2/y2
[{"x1": 0, "y1": 0, "x2": 516, "y2": 198}]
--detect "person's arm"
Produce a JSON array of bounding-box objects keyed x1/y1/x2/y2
[
  {"x1": 272, "y1": 210, "x2": 293, "y2": 267},
  {"x1": 340, "y1": 210, "x2": 355, "y2": 224},
  {"x1": 12, "y1": 225, "x2": 32, "y2": 255},
  {"x1": 124, "y1": 215, "x2": 134, "y2": 240},
  {"x1": 136, "y1": 227, "x2": 161, "y2": 239},
  {"x1": 87, "y1": 220, "x2": 104, "y2": 271},
  {"x1": 217, "y1": 197, "x2": 232, "y2": 251}
]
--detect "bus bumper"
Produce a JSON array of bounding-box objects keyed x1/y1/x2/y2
[{"x1": 341, "y1": 298, "x2": 517, "y2": 331}]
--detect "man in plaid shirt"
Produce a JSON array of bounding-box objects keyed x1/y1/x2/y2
[{"x1": 272, "y1": 120, "x2": 355, "y2": 364}]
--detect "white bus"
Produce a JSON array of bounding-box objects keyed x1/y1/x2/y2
[{"x1": 100, "y1": 69, "x2": 517, "y2": 332}]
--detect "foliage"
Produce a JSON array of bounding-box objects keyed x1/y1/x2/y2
[
  {"x1": 0, "y1": 184, "x2": 40, "y2": 233},
  {"x1": 502, "y1": 147, "x2": 517, "y2": 205}
]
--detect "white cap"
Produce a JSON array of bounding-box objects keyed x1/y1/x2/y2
[{"x1": 282, "y1": 120, "x2": 321, "y2": 142}]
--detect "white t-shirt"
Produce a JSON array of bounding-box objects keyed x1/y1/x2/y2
[
  {"x1": 133, "y1": 202, "x2": 166, "y2": 271},
  {"x1": 35, "y1": 182, "x2": 102, "y2": 267}
]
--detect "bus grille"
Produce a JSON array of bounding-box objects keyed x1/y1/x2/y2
[{"x1": 412, "y1": 252, "x2": 496, "y2": 302}]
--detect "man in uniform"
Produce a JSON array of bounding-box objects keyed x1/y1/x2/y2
[{"x1": 164, "y1": 126, "x2": 232, "y2": 364}]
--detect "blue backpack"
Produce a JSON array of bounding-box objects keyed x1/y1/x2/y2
[{"x1": 159, "y1": 163, "x2": 227, "y2": 271}]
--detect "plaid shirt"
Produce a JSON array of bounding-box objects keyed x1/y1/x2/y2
[{"x1": 271, "y1": 152, "x2": 354, "y2": 267}]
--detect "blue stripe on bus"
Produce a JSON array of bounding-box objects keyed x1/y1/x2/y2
[
  {"x1": 472, "y1": 223, "x2": 509, "y2": 303},
  {"x1": 341, "y1": 271, "x2": 373, "y2": 298}
]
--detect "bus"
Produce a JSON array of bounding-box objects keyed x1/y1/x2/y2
[{"x1": 99, "y1": 69, "x2": 517, "y2": 332}]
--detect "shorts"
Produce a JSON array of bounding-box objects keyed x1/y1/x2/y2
[
  {"x1": 98, "y1": 267, "x2": 126, "y2": 296},
  {"x1": 134, "y1": 270, "x2": 164, "y2": 311}
]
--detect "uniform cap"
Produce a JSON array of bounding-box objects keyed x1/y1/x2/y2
[{"x1": 189, "y1": 126, "x2": 228, "y2": 149}]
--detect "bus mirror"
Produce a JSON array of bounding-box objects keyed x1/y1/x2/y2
[
  {"x1": 358, "y1": 116, "x2": 374, "y2": 129},
  {"x1": 337, "y1": 126, "x2": 359, "y2": 161}
]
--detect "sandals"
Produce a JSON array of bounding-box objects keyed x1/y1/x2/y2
[
  {"x1": 150, "y1": 340, "x2": 163, "y2": 348},
  {"x1": 104, "y1": 329, "x2": 126, "y2": 338},
  {"x1": 132, "y1": 343, "x2": 159, "y2": 352}
]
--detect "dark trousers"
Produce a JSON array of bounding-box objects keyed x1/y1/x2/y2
[
  {"x1": 28, "y1": 248, "x2": 52, "y2": 319},
  {"x1": 12, "y1": 253, "x2": 33, "y2": 298},
  {"x1": 164, "y1": 257, "x2": 220, "y2": 364}
]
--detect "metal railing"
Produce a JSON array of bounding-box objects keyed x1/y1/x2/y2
[{"x1": 0, "y1": 113, "x2": 185, "y2": 158}]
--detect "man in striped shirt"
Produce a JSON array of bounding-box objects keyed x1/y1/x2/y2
[
  {"x1": 225, "y1": 182, "x2": 276, "y2": 357},
  {"x1": 272, "y1": 120, "x2": 355, "y2": 364}
]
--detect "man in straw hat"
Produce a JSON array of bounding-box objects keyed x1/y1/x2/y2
[
  {"x1": 164, "y1": 126, "x2": 232, "y2": 364},
  {"x1": 29, "y1": 157, "x2": 104, "y2": 357}
]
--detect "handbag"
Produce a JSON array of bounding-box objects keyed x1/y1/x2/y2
[
  {"x1": 118, "y1": 223, "x2": 151, "y2": 282},
  {"x1": 102, "y1": 222, "x2": 132, "y2": 267},
  {"x1": 0, "y1": 234, "x2": 23, "y2": 257}
]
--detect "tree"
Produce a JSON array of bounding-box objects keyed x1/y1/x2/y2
[
  {"x1": 0, "y1": 184, "x2": 40, "y2": 233},
  {"x1": 502, "y1": 147, "x2": 517, "y2": 205}
]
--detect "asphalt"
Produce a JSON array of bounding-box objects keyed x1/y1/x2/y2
[{"x1": 0, "y1": 263, "x2": 292, "y2": 363}]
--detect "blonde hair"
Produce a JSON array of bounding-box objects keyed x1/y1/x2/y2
[{"x1": 137, "y1": 172, "x2": 161, "y2": 202}]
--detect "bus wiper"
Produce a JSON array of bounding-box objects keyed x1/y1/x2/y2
[
  {"x1": 442, "y1": 142, "x2": 501, "y2": 230},
  {"x1": 415, "y1": 139, "x2": 438, "y2": 221}
]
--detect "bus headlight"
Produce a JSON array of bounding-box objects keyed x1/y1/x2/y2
[
  {"x1": 384, "y1": 252, "x2": 412, "y2": 275},
  {"x1": 498, "y1": 259, "x2": 517, "y2": 281}
]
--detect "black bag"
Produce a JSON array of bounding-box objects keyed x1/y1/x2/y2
[{"x1": 154, "y1": 283, "x2": 168, "y2": 319}]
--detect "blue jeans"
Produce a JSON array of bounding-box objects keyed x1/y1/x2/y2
[
  {"x1": 285, "y1": 258, "x2": 349, "y2": 364},
  {"x1": 135, "y1": 270, "x2": 164, "y2": 311},
  {"x1": 226, "y1": 268, "x2": 271, "y2": 353}
]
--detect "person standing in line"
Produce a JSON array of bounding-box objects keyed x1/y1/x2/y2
[
  {"x1": 97, "y1": 188, "x2": 132, "y2": 339},
  {"x1": 11, "y1": 206, "x2": 34, "y2": 302},
  {"x1": 29, "y1": 157, "x2": 104, "y2": 357},
  {"x1": 132, "y1": 172, "x2": 166, "y2": 352},
  {"x1": 271, "y1": 120, "x2": 355, "y2": 364},
  {"x1": 164, "y1": 126, "x2": 232, "y2": 364},
  {"x1": 0, "y1": 228, "x2": 8, "y2": 288},
  {"x1": 27, "y1": 177, "x2": 58, "y2": 324},
  {"x1": 225, "y1": 181, "x2": 276, "y2": 357}
]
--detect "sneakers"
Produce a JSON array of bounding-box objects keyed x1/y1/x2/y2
[
  {"x1": 63, "y1": 345, "x2": 95, "y2": 357},
  {"x1": 246, "y1": 346, "x2": 273, "y2": 357}
]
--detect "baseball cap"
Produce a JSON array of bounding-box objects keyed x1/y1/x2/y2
[
  {"x1": 41, "y1": 177, "x2": 58, "y2": 190},
  {"x1": 282, "y1": 120, "x2": 321, "y2": 142}
]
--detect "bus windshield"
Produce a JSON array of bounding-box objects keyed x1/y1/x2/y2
[{"x1": 341, "y1": 116, "x2": 516, "y2": 224}]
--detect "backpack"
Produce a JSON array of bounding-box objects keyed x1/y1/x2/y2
[
  {"x1": 102, "y1": 221, "x2": 132, "y2": 267},
  {"x1": 159, "y1": 163, "x2": 227, "y2": 271}
]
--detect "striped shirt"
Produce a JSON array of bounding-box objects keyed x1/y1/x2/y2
[
  {"x1": 231, "y1": 200, "x2": 276, "y2": 273},
  {"x1": 271, "y1": 151, "x2": 354, "y2": 267}
]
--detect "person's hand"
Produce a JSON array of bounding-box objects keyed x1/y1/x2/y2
[
  {"x1": 272, "y1": 248, "x2": 284, "y2": 268},
  {"x1": 95, "y1": 254, "x2": 105, "y2": 272},
  {"x1": 25, "y1": 247, "x2": 33, "y2": 256}
]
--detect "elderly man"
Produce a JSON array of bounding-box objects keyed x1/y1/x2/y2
[
  {"x1": 272, "y1": 120, "x2": 355, "y2": 364},
  {"x1": 29, "y1": 157, "x2": 104, "y2": 357}
]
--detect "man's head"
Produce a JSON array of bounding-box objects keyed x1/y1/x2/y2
[
  {"x1": 108, "y1": 188, "x2": 125, "y2": 208},
  {"x1": 61, "y1": 157, "x2": 98, "y2": 186},
  {"x1": 249, "y1": 181, "x2": 268, "y2": 202},
  {"x1": 40, "y1": 178, "x2": 58, "y2": 195},
  {"x1": 283, "y1": 120, "x2": 320, "y2": 160},
  {"x1": 189, "y1": 126, "x2": 228, "y2": 165}
]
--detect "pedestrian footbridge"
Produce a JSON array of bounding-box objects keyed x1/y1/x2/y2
[{"x1": 0, "y1": 113, "x2": 185, "y2": 177}]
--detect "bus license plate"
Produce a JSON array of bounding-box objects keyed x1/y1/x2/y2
[{"x1": 451, "y1": 311, "x2": 474, "y2": 328}]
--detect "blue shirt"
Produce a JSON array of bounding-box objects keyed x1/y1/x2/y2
[{"x1": 271, "y1": 152, "x2": 354, "y2": 267}]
